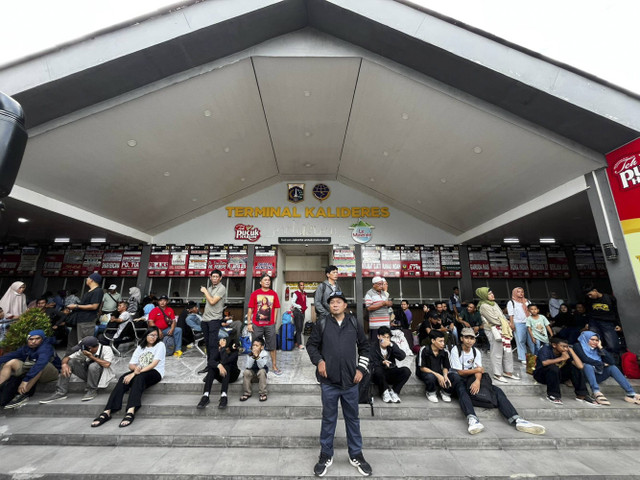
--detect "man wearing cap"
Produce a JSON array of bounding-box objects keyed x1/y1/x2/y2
[
  {"x1": 67, "y1": 272, "x2": 105, "y2": 347},
  {"x1": 148, "y1": 295, "x2": 183, "y2": 357},
  {"x1": 365, "y1": 276, "x2": 393, "y2": 341},
  {"x1": 0, "y1": 330, "x2": 61, "y2": 409},
  {"x1": 307, "y1": 292, "x2": 372, "y2": 477},
  {"x1": 40, "y1": 336, "x2": 115, "y2": 403},
  {"x1": 102, "y1": 284, "x2": 121, "y2": 318}
]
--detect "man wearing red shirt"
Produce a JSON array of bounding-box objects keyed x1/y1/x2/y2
[
  {"x1": 148, "y1": 295, "x2": 183, "y2": 357},
  {"x1": 292, "y1": 281, "x2": 307, "y2": 350},
  {"x1": 247, "y1": 275, "x2": 282, "y2": 375}
]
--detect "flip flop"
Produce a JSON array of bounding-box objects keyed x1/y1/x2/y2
[
  {"x1": 239, "y1": 394, "x2": 252, "y2": 402},
  {"x1": 259, "y1": 394, "x2": 268, "y2": 402},
  {"x1": 624, "y1": 394, "x2": 640, "y2": 405},
  {"x1": 119, "y1": 412, "x2": 135, "y2": 428},
  {"x1": 91, "y1": 412, "x2": 111, "y2": 428}
]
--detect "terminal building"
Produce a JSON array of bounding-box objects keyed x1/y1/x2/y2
[{"x1": 1, "y1": 0, "x2": 639, "y2": 350}]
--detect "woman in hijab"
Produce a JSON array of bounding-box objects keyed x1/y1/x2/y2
[
  {"x1": 127, "y1": 287, "x2": 142, "y2": 317},
  {"x1": 573, "y1": 330, "x2": 640, "y2": 406},
  {"x1": 507, "y1": 287, "x2": 533, "y2": 365},
  {"x1": 476, "y1": 287, "x2": 520, "y2": 383},
  {"x1": 0, "y1": 282, "x2": 27, "y2": 320}
]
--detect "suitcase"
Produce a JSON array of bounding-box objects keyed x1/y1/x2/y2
[{"x1": 280, "y1": 323, "x2": 295, "y2": 351}]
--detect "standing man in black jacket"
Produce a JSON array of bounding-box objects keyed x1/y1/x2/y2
[{"x1": 307, "y1": 293, "x2": 372, "y2": 477}]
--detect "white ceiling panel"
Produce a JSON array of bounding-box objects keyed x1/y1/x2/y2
[
  {"x1": 253, "y1": 56, "x2": 361, "y2": 175},
  {"x1": 18, "y1": 58, "x2": 277, "y2": 232},
  {"x1": 339, "y1": 60, "x2": 603, "y2": 232}
]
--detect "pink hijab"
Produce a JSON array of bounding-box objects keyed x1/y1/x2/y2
[
  {"x1": 511, "y1": 287, "x2": 530, "y2": 318},
  {"x1": 0, "y1": 282, "x2": 27, "y2": 319}
]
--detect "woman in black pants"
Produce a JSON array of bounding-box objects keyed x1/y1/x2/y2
[
  {"x1": 91, "y1": 326, "x2": 165, "y2": 428},
  {"x1": 197, "y1": 337, "x2": 240, "y2": 409}
]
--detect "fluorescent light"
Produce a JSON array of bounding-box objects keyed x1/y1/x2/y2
[
  {"x1": 540, "y1": 237, "x2": 556, "y2": 243},
  {"x1": 503, "y1": 237, "x2": 519, "y2": 243},
  {"x1": 91, "y1": 237, "x2": 106, "y2": 243},
  {"x1": 54, "y1": 237, "x2": 70, "y2": 243},
  {"x1": 17, "y1": 217, "x2": 29, "y2": 223}
]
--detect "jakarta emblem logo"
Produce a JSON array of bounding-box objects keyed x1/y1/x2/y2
[
  {"x1": 312, "y1": 183, "x2": 330, "y2": 201},
  {"x1": 287, "y1": 183, "x2": 304, "y2": 203},
  {"x1": 349, "y1": 219, "x2": 374, "y2": 244}
]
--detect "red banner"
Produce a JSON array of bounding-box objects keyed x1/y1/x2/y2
[
  {"x1": 187, "y1": 246, "x2": 208, "y2": 277},
  {"x1": 0, "y1": 246, "x2": 21, "y2": 276},
  {"x1": 420, "y1": 246, "x2": 441, "y2": 277},
  {"x1": 168, "y1": 246, "x2": 189, "y2": 277},
  {"x1": 207, "y1": 246, "x2": 228, "y2": 276},
  {"x1": 381, "y1": 245, "x2": 401, "y2": 278},
  {"x1": 488, "y1": 245, "x2": 510, "y2": 278},
  {"x1": 400, "y1": 246, "x2": 422, "y2": 277},
  {"x1": 253, "y1": 246, "x2": 277, "y2": 277},
  {"x1": 120, "y1": 246, "x2": 142, "y2": 277},
  {"x1": 574, "y1": 245, "x2": 597, "y2": 278},
  {"x1": 80, "y1": 247, "x2": 104, "y2": 277},
  {"x1": 547, "y1": 246, "x2": 570, "y2": 278},
  {"x1": 527, "y1": 245, "x2": 549, "y2": 278},
  {"x1": 148, "y1": 246, "x2": 170, "y2": 277},
  {"x1": 17, "y1": 247, "x2": 41, "y2": 276},
  {"x1": 468, "y1": 246, "x2": 490, "y2": 278},
  {"x1": 42, "y1": 247, "x2": 65, "y2": 276},
  {"x1": 61, "y1": 247, "x2": 84, "y2": 277},
  {"x1": 440, "y1": 245, "x2": 461, "y2": 278},
  {"x1": 226, "y1": 246, "x2": 247, "y2": 277},
  {"x1": 362, "y1": 245, "x2": 381, "y2": 277},
  {"x1": 100, "y1": 248, "x2": 124, "y2": 277},
  {"x1": 606, "y1": 138, "x2": 640, "y2": 292},
  {"x1": 507, "y1": 246, "x2": 530, "y2": 278}
]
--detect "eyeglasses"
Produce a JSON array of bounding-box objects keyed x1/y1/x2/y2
[{"x1": 147, "y1": 333, "x2": 158, "y2": 338}]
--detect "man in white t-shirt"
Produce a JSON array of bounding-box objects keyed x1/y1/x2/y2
[{"x1": 449, "y1": 328, "x2": 545, "y2": 436}]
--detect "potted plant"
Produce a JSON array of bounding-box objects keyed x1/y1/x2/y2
[{"x1": 0, "y1": 308, "x2": 53, "y2": 353}]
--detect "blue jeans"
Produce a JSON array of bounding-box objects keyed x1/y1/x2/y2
[
  {"x1": 532, "y1": 340, "x2": 548, "y2": 355},
  {"x1": 185, "y1": 314, "x2": 202, "y2": 332},
  {"x1": 582, "y1": 363, "x2": 635, "y2": 396},
  {"x1": 320, "y1": 383, "x2": 363, "y2": 457},
  {"x1": 588, "y1": 320, "x2": 620, "y2": 355},
  {"x1": 162, "y1": 327, "x2": 182, "y2": 353},
  {"x1": 514, "y1": 323, "x2": 535, "y2": 361}
]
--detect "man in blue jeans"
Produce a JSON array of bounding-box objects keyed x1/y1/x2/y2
[{"x1": 306, "y1": 293, "x2": 371, "y2": 477}]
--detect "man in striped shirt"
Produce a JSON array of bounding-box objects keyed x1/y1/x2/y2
[{"x1": 365, "y1": 276, "x2": 393, "y2": 341}]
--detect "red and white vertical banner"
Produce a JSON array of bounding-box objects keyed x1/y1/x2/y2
[
  {"x1": 61, "y1": 246, "x2": 84, "y2": 277},
  {"x1": 187, "y1": 246, "x2": 209, "y2": 277},
  {"x1": 148, "y1": 246, "x2": 170, "y2": 277},
  {"x1": 168, "y1": 245, "x2": 189, "y2": 277},
  {"x1": 253, "y1": 246, "x2": 277, "y2": 277},
  {"x1": 605, "y1": 138, "x2": 640, "y2": 293},
  {"x1": 120, "y1": 246, "x2": 142, "y2": 277},
  {"x1": 100, "y1": 247, "x2": 124, "y2": 277},
  {"x1": 80, "y1": 246, "x2": 104, "y2": 277},
  {"x1": 207, "y1": 246, "x2": 228, "y2": 276},
  {"x1": 42, "y1": 247, "x2": 66, "y2": 276}
]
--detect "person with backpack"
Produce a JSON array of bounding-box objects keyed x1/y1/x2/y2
[
  {"x1": 306, "y1": 293, "x2": 372, "y2": 477},
  {"x1": 449, "y1": 328, "x2": 545, "y2": 435},
  {"x1": 507, "y1": 287, "x2": 534, "y2": 365},
  {"x1": 314, "y1": 265, "x2": 342, "y2": 321}
]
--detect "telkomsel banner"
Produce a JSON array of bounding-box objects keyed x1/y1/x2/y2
[{"x1": 606, "y1": 138, "x2": 640, "y2": 293}]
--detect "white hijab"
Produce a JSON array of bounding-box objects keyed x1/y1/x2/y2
[{"x1": 0, "y1": 282, "x2": 28, "y2": 319}]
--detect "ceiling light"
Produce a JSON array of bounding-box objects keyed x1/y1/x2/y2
[
  {"x1": 440, "y1": 178, "x2": 447, "y2": 183},
  {"x1": 192, "y1": 198, "x2": 198, "y2": 202},
  {"x1": 540, "y1": 237, "x2": 556, "y2": 243},
  {"x1": 203, "y1": 110, "x2": 212, "y2": 117},
  {"x1": 473, "y1": 146, "x2": 482, "y2": 154},
  {"x1": 54, "y1": 237, "x2": 70, "y2": 243},
  {"x1": 304, "y1": 131, "x2": 311, "y2": 137},
  {"x1": 240, "y1": 177, "x2": 246, "y2": 182},
  {"x1": 224, "y1": 147, "x2": 230, "y2": 153},
  {"x1": 370, "y1": 178, "x2": 375, "y2": 182},
  {"x1": 17, "y1": 217, "x2": 29, "y2": 223},
  {"x1": 91, "y1": 237, "x2": 106, "y2": 243},
  {"x1": 305, "y1": 163, "x2": 312, "y2": 168},
  {"x1": 127, "y1": 139, "x2": 137, "y2": 147},
  {"x1": 163, "y1": 172, "x2": 170, "y2": 177},
  {"x1": 417, "y1": 200, "x2": 422, "y2": 204},
  {"x1": 503, "y1": 237, "x2": 519, "y2": 243},
  {"x1": 383, "y1": 151, "x2": 389, "y2": 157},
  {"x1": 303, "y1": 91, "x2": 311, "y2": 97},
  {"x1": 401, "y1": 113, "x2": 409, "y2": 120}
]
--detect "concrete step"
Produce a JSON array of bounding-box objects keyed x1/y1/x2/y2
[
  {"x1": 0, "y1": 445, "x2": 639, "y2": 478},
  {"x1": 2, "y1": 415, "x2": 639, "y2": 451},
  {"x1": 6, "y1": 391, "x2": 640, "y2": 421}
]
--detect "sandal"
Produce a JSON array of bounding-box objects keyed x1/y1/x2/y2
[
  {"x1": 91, "y1": 412, "x2": 111, "y2": 428},
  {"x1": 259, "y1": 394, "x2": 268, "y2": 402},
  {"x1": 239, "y1": 394, "x2": 252, "y2": 402},
  {"x1": 119, "y1": 412, "x2": 135, "y2": 428},
  {"x1": 594, "y1": 392, "x2": 611, "y2": 406},
  {"x1": 624, "y1": 394, "x2": 640, "y2": 405}
]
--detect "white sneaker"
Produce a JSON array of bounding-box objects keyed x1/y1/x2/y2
[
  {"x1": 503, "y1": 373, "x2": 520, "y2": 381},
  {"x1": 389, "y1": 390, "x2": 400, "y2": 403},
  {"x1": 493, "y1": 375, "x2": 509, "y2": 384},
  {"x1": 467, "y1": 416, "x2": 484, "y2": 435},
  {"x1": 426, "y1": 391, "x2": 439, "y2": 403},
  {"x1": 440, "y1": 391, "x2": 452, "y2": 403},
  {"x1": 515, "y1": 418, "x2": 546, "y2": 435},
  {"x1": 520, "y1": 360, "x2": 527, "y2": 364},
  {"x1": 382, "y1": 389, "x2": 392, "y2": 403}
]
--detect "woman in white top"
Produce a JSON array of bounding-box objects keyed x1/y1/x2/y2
[
  {"x1": 91, "y1": 326, "x2": 165, "y2": 428},
  {"x1": 507, "y1": 287, "x2": 533, "y2": 364},
  {"x1": 0, "y1": 282, "x2": 27, "y2": 320}
]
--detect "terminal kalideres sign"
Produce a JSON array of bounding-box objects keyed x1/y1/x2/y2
[{"x1": 606, "y1": 138, "x2": 640, "y2": 293}]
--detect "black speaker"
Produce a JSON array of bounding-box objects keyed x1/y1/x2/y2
[{"x1": 0, "y1": 91, "x2": 27, "y2": 198}]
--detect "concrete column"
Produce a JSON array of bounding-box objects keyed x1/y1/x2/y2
[
  {"x1": 586, "y1": 169, "x2": 640, "y2": 353},
  {"x1": 458, "y1": 246, "x2": 473, "y2": 302}
]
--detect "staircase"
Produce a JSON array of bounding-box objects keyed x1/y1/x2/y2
[{"x1": 1, "y1": 348, "x2": 640, "y2": 479}]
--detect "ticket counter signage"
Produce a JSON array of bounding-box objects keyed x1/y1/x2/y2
[{"x1": 606, "y1": 138, "x2": 640, "y2": 294}]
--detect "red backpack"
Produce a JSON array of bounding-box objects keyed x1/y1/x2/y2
[{"x1": 621, "y1": 351, "x2": 640, "y2": 379}]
